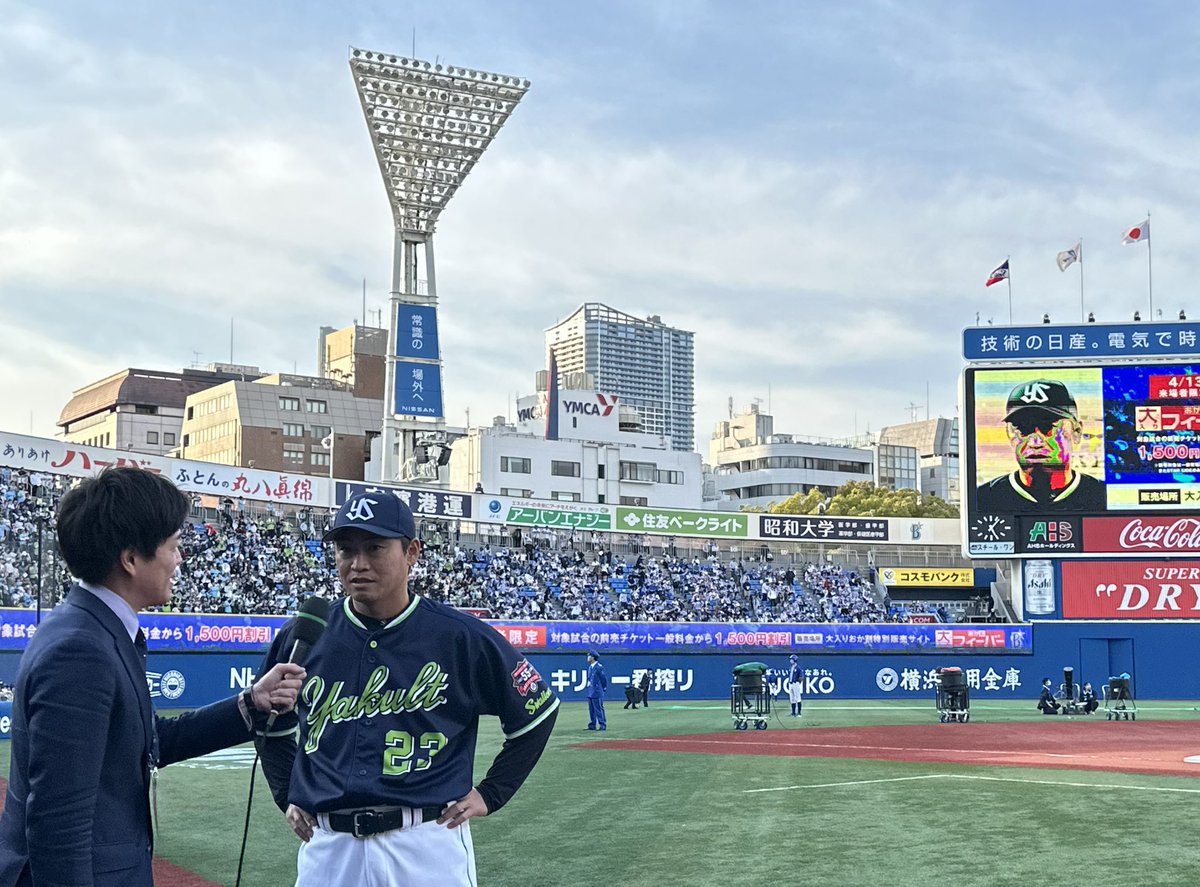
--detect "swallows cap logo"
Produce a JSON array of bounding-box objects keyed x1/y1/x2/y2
[
  {"x1": 1019, "y1": 382, "x2": 1051, "y2": 405},
  {"x1": 345, "y1": 497, "x2": 378, "y2": 522}
]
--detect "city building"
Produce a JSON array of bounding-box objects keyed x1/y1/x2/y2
[
  {"x1": 546, "y1": 303, "x2": 695, "y2": 452},
  {"x1": 178, "y1": 374, "x2": 382, "y2": 480},
  {"x1": 316, "y1": 324, "x2": 387, "y2": 400},
  {"x1": 708, "y1": 404, "x2": 889, "y2": 510},
  {"x1": 879, "y1": 417, "x2": 961, "y2": 505},
  {"x1": 57, "y1": 365, "x2": 264, "y2": 456},
  {"x1": 842, "y1": 433, "x2": 920, "y2": 493},
  {"x1": 448, "y1": 373, "x2": 702, "y2": 507}
]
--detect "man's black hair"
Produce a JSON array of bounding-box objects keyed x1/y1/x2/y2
[{"x1": 56, "y1": 467, "x2": 189, "y2": 584}]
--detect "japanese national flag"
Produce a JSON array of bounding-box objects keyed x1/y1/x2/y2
[{"x1": 1123, "y1": 219, "x2": 1149, "y2": 244}]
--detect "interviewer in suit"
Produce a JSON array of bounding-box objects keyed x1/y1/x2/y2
[{"x1": 0, "y1": 467, "x2": 306, "y2": 887}]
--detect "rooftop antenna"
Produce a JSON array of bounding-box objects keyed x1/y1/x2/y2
[{"x1": 907, "y1": 401, "x2": 920, "y2": 422}]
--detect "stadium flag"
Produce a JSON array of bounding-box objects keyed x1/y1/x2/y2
[
  {"x1": 320, "y1": 434, "x2": 333, "y2": 450},
  {"x1": 1056, "y1": 242, "x2": 1081, "y2": 272},
  {"x1": 1123, "y1": 219, "x2": 1150, "y2": 244},
  {"x1": 985, "y1": 260, "x2": 1009, "y2": 287}
]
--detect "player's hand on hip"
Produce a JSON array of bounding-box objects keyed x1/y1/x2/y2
[
  {"x1": 438, "y1": 788, "x2": 489, "y2": 829},
  {"x1": 251, "y1": 663, "x2": 307, "y2": 714},
  {"x1": 287, "y1": 804, "x2": 317, "y2": 843}
]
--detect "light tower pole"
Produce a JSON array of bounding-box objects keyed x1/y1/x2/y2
[{"x1": 349, "y1": 48, "x2": 530, "y2": 482}]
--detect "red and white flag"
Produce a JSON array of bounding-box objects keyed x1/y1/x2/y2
[
  {"x1": 1123, "y1": 219, "x2": 1150, "y2": 244},
  {"x1": 985, "y1": 260, "x2": 1009, "y2": 287}
]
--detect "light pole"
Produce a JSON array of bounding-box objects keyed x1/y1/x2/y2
[{"x1": 348, "y1": 49, "x2": 530, "y2": 482}]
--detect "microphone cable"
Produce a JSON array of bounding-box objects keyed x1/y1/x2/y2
[{"x1": 234, "y1": 747, "x2": 264, "y2": 887}]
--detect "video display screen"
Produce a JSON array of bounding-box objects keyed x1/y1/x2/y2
[{"x1": 964, "y1": 363, "x2": 1200, "y2": 557}]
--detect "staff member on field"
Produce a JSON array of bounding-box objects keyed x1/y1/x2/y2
[
  {"x1": 0, "y1": 468, "x2": 304, "y2": 887},
  {"x1": 261, "y1": 492, "x2": 559, "y2": 887}
]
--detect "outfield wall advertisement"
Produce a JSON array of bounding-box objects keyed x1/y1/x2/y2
[
  {"x1": 0, "y1": 617, "x2": 1188, "y2": 709},
  {"x1": 1020, "y1": 558, "x2": 1200, "y2": 621},
  {"x1": 0, "y1": 609, "x2": 1026, "y2": 654}
]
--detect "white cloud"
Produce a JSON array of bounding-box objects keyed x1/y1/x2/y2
[{"x1": 3, "y1": 1, "x2": 1200, "y2": 454}]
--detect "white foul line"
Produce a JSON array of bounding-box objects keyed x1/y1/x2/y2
[
  {"x1": 938, "y1": 774, "x2": 1200, "y2": 794},
  {"x1": 745, "y1": 775, "x2": 947, "y2": 793},
  {"x1": 745, "y1": 773, "x2": 1200, "y2": 796}
]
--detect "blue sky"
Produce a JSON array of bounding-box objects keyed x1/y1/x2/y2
[{"x1": 3, "y1": 1, "x2": 1199, "y2": 451}]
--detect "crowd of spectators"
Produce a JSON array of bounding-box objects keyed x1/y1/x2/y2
[
  {"x1": 0, "y1": 468, "x2": 67, "y2": 609},
  {"x1": 407, "y1": 545, "x2": 892, "y2": 623},
  {"x1": 0, "y1": 469, "x2": 950, "y2": 623}
]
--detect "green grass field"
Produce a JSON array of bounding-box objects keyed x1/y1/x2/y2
[{"x1": 6, "y1": 700, "x2": 1200, "y2": 886}]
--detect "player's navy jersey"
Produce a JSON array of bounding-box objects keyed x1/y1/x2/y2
[
  {"x1": 266, "y1": 595, "x2": 559, "y2": 813},
  {"x1": 975, "y1": 471, "x2": 1106, "y2": 513}
]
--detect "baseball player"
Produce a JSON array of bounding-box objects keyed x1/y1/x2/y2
[
  {"x1": 259, "y1": 492, "x2": 560, "y2": 887},
  {"x1": 787, "y1": 654, "x2": 803, "y2": 717}
]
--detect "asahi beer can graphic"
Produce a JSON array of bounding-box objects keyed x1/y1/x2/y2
[{"x1": 1023, "y1": 559, "x2": 1055, "y2": 615}]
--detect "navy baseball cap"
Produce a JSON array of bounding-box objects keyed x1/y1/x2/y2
[
  {"x1": 789, "y1": 654, "x2": 798, "y2": 661},
  {"x1": 323, "y1": 492, "x2": 417, "y2": 542},
  {"x1": 1003, "y1": 380, "x2": 1078, "y2": 424}
]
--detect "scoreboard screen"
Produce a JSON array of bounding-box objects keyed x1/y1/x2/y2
[{"x1": 964, "y1": 363, "x2": 1200, "y2": 557}]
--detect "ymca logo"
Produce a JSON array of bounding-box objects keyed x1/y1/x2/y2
[
  {"x1": 1018, "y1": 382, "x2": 1051, "y2": 405},
  {"x1": 345, "y1": 497, "x2": 379, "y2": 522},
  {"x1": 562, "y1": 394, "x2": 619, "y2": 417}
]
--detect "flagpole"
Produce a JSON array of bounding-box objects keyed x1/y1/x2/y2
[
  {"x1": 1006, "y1": 255, "x2": 1012, "y2": 325},
  {"x1": 1079, "y1": 236, "x2": 1085, "y2": 322},
  {"x1": 1146, "y1": 210, "x2": 1154, "y2": 319}
]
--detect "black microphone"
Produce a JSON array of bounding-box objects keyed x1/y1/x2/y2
[{"x1": 264, "y1": 596, "x2": 330, "y2": 730}]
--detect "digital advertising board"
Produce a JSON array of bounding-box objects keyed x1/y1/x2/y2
[{"x1": 964, "y1": 362, "x2": 1200, "y2": 558}]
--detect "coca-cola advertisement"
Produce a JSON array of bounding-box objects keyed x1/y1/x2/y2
[
  {"x1": 1062, "y1": 560, "x2": 1200, "y2": 618},
  {"x1": 1084, "y1": 516, "x2": 1200, "y2": 555}
]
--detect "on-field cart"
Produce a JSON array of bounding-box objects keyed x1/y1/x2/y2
[
  {"x1": 731, "y1": 662, "x2": 771, "y2": 731},
  {"x1": 936, "y1": 667, "x2": 971, "y2": 723},
  {"x1": 1056, "y1": 667, "x2": 1084, "y2": 715},
  {"x1": 1104, "y1": 675, "x2": 1137, "y2": 721}
]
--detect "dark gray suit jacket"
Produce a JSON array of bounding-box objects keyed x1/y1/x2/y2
[{"x1": 0, "y1": 586, "x2": 253, "y2": 886}]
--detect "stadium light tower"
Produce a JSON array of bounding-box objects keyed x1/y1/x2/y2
[{"x1": 349, "y1": 47, "x2": 530, "y2": 482}]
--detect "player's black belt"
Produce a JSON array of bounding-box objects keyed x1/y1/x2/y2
[{"x1": 328, "y1": 807, "x2": 442, "y2": 838}]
